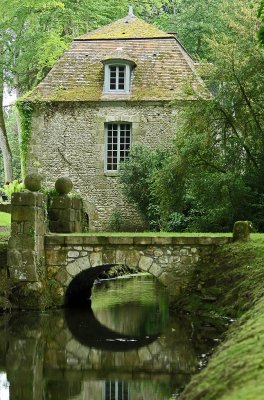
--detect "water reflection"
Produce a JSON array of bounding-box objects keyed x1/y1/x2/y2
[
  {"x1": 64, "y1": 307, "x2": 159, "y2": 351},
  {"x1": 0, "y1": 275, "x2": 223, "y2": 400},
  {"x1": 0, "y1": 372, "x2": 10, "y2": 400}
]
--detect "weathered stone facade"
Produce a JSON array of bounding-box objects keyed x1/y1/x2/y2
[
  {"x1": 21, "y1": 13, "x2": 205, "y2": 231},
  {"x1": 27, "y1": 101, "x2": 179, "y2": 230}
]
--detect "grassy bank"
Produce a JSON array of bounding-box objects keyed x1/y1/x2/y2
[
  {"x1": 0, "y1": 212, "x2": 11, "y2": 226},
  {"x1": 177, "y1": 236, "x2": 264, "y2": 400}
]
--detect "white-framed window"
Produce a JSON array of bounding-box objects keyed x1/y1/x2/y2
[
  {"x1": 105, "y1": 122, "x2": 131, "y2": 172},
  {"x1": 103, "y1": 60, "x2": 134, "y2": 94},
  {"x1": 103, "y1": 381, "x2": 129, "y2": 400}
]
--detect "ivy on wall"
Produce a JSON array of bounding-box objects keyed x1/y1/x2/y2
[{"x1": 15, "y1": 101, "x2": 34, "y2": 178}]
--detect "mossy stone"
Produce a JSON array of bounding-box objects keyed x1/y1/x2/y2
[
  {"x1": 55, "y1": 177, "x2": 73, "y2": 195},
  {"x1": 233, "y1": 221, "x2": 252, "y2": 242},
  {"x1": 24, "y1": 173, "x2": 42, "y2": 192}
]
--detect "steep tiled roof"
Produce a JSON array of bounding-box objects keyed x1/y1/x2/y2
[{"x1": 26, "y1": 15, "x2": 205, "y2": 102}]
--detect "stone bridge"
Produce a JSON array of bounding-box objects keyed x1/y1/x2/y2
[
  {"x1": 45, "y1": 234, "x2": 231, "y2": 304},
  {"x1": 6, "y1": 190, "x2": 234, "y2": 308}
]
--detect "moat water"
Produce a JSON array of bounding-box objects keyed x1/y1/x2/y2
[{"x1": 0, "y1": 275, "x2": 224, "y2": 400}]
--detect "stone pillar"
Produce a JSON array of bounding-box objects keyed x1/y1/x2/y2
[
  {"x1": 48, "y1": 196, "x2": 83, "y2": 233},
  {"x1": 233, "y1": 221, "x2": 252, "y2": 242},
  {"x1": 8, "y1": 191, "x2": 47, "y2": 282}
]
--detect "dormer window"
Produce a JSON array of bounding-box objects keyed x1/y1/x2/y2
[
  {"x1": 103, "y1": 59, "x2": 135, "y2": 94},
  {"x1": 109, "y1": 65, "x2": 126, "y2": 90}
]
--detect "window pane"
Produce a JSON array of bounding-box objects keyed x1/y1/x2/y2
[
  {"x1": 106, "y1": 64, "x2": 131, "y2": 92},
  {"x1": 106, "y1": 123, "x2": 131, "y2": 171},
  {"x1": 111, "y1": 381, "x2": 115, "y2": 398}
]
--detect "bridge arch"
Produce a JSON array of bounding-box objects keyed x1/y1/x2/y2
[{"x1": 65, "y1": 263, "x2": 118, "y2": 307}]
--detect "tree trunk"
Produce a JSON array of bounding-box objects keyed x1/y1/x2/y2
[
  {"x1": 0, "y1": 91, "x2": 13, "y2": 183},
  {"x1": 0, "y1": 36, "x2": 13, "y2": 183}
]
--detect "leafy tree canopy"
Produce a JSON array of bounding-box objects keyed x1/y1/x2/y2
[{"x1": 120, "y1": 0, "x2": 264, "y2": 232}]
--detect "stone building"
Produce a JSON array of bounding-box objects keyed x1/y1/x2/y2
[{"x1": 22, "y1": 11, "x2": 203, "y2": 231}]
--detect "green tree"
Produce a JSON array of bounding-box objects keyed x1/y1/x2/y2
[
  {"x1": 119, "y1": 145, "x2": 169, "y2": 229},
  {"x1": 120, "y1": 0, "x2": 264, "y2": 232},
  {"x1": 151, "y1": 0, "x2": 228, "y2": 59},
  {"x1": 0, "y1": 107, "x2": 21, "y2": 184},
  {"x1": 258, "y1": 0, "x2": 264, "y2": 44},
  {"x1": 156, "y1": 0, "x2": 264, "y2": 231}
]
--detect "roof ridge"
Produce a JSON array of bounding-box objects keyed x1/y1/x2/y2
[{"x1": 76, "y1": 14, "x2": 174, "y2": 41}]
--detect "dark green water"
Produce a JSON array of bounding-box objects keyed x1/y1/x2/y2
[{"x1": 0, "y1": 275, "x2": 223, "y2": 400}]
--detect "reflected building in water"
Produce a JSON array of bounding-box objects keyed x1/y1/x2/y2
[
  {"x1": 0, "y1": 276, "x2": 222, "y2": 400},
  {"x1": 103, "y1": 381, "x2": 129, "y2": 400}
]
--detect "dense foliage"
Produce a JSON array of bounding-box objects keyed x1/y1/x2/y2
[
  {"x1": 120, "y1": 0, "x2": 264, "y2": 232},
  {"x1": 258, "y1": 0, "x2": 264, "y2": 44}
]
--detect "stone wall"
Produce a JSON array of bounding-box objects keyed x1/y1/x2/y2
[
  {"x1": 27, "y1": 101, "x2": 179, "y2": 231},
  {"x1": 45, "y1": 235, "x2": 231, "y2": 303}
]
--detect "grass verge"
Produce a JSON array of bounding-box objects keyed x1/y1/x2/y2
[{"x1": 177, "y1": 236, "x2": 264, "y2": 400}]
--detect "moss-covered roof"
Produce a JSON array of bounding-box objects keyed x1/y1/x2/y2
[
  {"x1": 25, "y1": 14, "x2": 205, "y2": 102},
  {"x1": 76, "y1": 15, "x2": 174, "y2": 40}
]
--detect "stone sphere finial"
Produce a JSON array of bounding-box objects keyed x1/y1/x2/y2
[
  {"x1": 24, "y1": 173, "x2": 42, "y2": 192},
  {"x1": 55, "y1": 177, "x2": 73, "y2": 195}
]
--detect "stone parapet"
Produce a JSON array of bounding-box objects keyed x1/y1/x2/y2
[{"x1": 45, "y1": 235, "x2": 232, "y2": 246}]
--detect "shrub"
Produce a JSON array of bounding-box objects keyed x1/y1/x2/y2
[{"x1": 0, "y1": 180, "x2": 24, "y2": 199}]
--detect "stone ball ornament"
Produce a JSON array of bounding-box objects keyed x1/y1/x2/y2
[
  {"x1": 55, "y1": 177, "x2": 73, "y2": 195},
  {"x1": 24, "y1": 173, "x2": 42, "y2": 192}
]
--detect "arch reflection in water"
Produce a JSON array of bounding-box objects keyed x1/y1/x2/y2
[
  {"x1": 91, "y1": 275, "x2": 170, "y2": 336},
  {"x1": 65, "y1": 274, "x2": 168, "y2": 351},
  {"x1": 64, "y1": 307, "x2": 159, "y2": 351}
]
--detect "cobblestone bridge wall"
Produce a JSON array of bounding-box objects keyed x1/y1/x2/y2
[{"x1": 45, "y1": 235, "x2": 231, "y2": 300}]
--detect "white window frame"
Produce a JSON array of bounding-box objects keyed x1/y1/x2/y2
[
  {"x1": 103, "y1": 60, "x2": 133, "y2": 94},
  {"x1": 104, "y1": 122, "x2": 132, "y2": 172}
]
